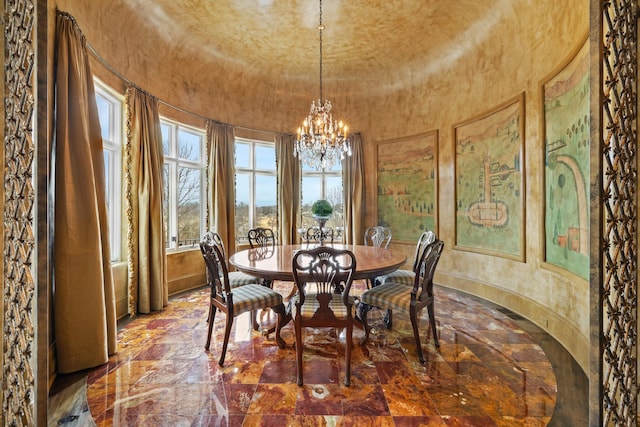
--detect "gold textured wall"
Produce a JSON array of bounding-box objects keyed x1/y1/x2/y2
[
  {"x1": 55, "y1": 0, "x2": 590, "y2": 371},
  {"x1": 361, "y1": 2, "x2": 590, "y2": 372}
]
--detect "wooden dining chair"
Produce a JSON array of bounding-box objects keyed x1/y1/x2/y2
[
  {"x1": 247, "y1": 227, "x2": 276, "y2": 286},
  {"x1": 206, "y1": 232, "x2": 259, "y2": 287},
  {"x1": 291, "y1": 246, "x2": 357, "y2": 386},
  {"x1": 359, "y1": 239, "x2": 444, "y2": 364},
  {"x1": 363, "y1": 226, "x2": 392, "y2": 249},
  {"x1": 373, "y1": 230, "x2": 437, "y2": 327},
  {"x1": 204, "y1": 231, "x2": 265, "y2": 330},
  {"x1": 363, "y1": 226, "x2": 393, "y2": 289},
  {"x1": 375, "y1": 230, "x2": 436, "y2": 288},
  {"x1": 200, "y1": 232, "x2": 286, "y2": 366},
  {"x1": 247, "y1": 227, "x2": 279, "y2": 325},
  {"x1": 248, "y1": 227, "x2": 276, "y2": 250},
  {"x1": 302, "y1": 226, "x2": 334, "y2": 244}
]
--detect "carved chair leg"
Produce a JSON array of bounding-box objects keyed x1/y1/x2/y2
[
  {"x1": 345, "y1": 322, "x2": 353, "y2": 386},
  {"x1": 427, "y1": 301, "x2": 440, "y2": 347},
  {"x1": 251, "y1": 310, "x2": 260, "y2": 331},
  {"x1": 219, "y1": 313, "x2": 234, "y2": 366},
  {"x1": 384, "y1": 309, "x2": 393, "y2": 329},
  {"x1": 271, "y1": 303, "x2": 287, "y2": 349},
  {"x1": 205, "y1": 304, "x2": 217, "y2": 350},
  {"x1": 256, "y1": 281, "x2": 275, "y2": 327},
  {"x1": 358, "y1": 302, "x2": 373, "y2": 345},
  {"x1": 295, "y1": 318, "x2": 304, "y2": 386},
  {"x1": 410, "y1": 307, "x2": 425, "y2": 364}
]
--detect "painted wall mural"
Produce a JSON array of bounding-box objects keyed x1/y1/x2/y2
[
  {"x1": 376, "y1": 131, "x2": 438, "y2": 243},
  {"x1": 543, "y1": 39, "x2": 590, "y2": 280},
  {"x1": 454, "y1": 95, "x2": 525, "y2": 260}
]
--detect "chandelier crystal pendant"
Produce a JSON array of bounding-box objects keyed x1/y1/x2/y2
[{"x1": 294, "y1": 0, "x2": 352, "y2": 170}]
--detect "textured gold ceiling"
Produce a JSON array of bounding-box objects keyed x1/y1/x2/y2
[{"x1": 119, "y1": 0, "x2": 513, "y2": 87}]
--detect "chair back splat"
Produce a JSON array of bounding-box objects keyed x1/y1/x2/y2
[
  {"x1": 301, "y1": 226, "x2": 335, "y2": 244},
  {"x1": 246, "y1": 227, "x2": 277, "y2": 326},
  {"x1": 248, "y1": 227, "x2": 276, "y2": 249},
  {"x1": 374, "y1": 230, "x2": 436, "y2": 289},
  {"x1": 411, "y1": 230, "x2": 436, "y2": 271},
  {"x1": 291, "y1": 246, "x2": 356, "y2": 386},
  {"x1": 363, "y1": 226, "x2": 392, "y2": 249}
]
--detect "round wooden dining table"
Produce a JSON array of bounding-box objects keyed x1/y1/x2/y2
[{"x1": 229, "y1": 243, "x2": 407, "y2": 282}]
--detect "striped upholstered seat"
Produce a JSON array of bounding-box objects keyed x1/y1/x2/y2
[
  {"x1": 228, "y1": 270, "x2": 260, "y2": 288},
  {"x1": 375, "y1": 269, "x2": 415, "y2": 287},
  {"x1": 291, "y1": 293, "x2": 356, "y2": 319},
  {"x1": 360, "y1": 282, "x2": 417, "y2": 312},
  {"x1": 231, "y1": 283, "x2": 284, "y2": 315}
]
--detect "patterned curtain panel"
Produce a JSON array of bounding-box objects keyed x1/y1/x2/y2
[
  {"x1": 276, "y1": 133, "x2": 300, "y2": 245},
  {"x1": 124, "y1": 87, "x2": 168, "y2": 315},
  {"x1": 53, "y1": 12, "x2": 117, "y2": 373},
  {"x1": 343, "y1": 133, "x2": 364, "y2": 244}
]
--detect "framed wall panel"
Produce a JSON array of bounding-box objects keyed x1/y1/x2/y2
[
  {"x1": 454, "y1": 94, "x2": 525, "y2": 260},
  {"x1": 376, "y1": 131, "x2": 438, "y2": 243},
  {"x1": 542, "y1": 38, "x2": 590, "y2": 280}
]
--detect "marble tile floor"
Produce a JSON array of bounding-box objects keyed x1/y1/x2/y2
[{"x1": 49, "y1": 281, "x2": 588, "y2": 426}]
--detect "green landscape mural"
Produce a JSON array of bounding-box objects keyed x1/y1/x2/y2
[
  {"x1": 544, "y1": 40, "x2": 590, "y2": 280},
  {"x1": 377, "y1": 132, "x2": 437, "y2": 242},
  {"x1": 454, "y1": 96, "x2": 524, "y2": 259}
]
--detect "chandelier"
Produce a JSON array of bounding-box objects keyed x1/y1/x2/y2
[{"x1": 294, "y1": 0, "x2": 352, "y2": 170}]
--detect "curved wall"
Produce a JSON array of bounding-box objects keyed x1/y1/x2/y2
[
  {"x1": 56, "y1": 0, "x2": 590, "y2": 371},
  {"x1": 360, "y1": 1, "x2": 590, "y2": 371}
]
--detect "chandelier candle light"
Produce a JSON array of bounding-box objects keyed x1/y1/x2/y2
[{"x1": 294, "y1": 0, "x2": 352, "y2": 170}]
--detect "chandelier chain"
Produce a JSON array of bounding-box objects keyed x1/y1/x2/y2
[
  {"x1": 319, "y1": 0, "x2": 323, "y2": 100},
  {"x1": 294, "y1": 0, "x2": 352, "y2": 170}
]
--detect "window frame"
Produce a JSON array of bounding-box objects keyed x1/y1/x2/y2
[
  {"x1": 234, "y1": 138, "x2": 278, "y2": 244},
  {"x1": 161, "y1": 118, "x2": 206, "y2": 251},
  {"x1": 94, "y1": 78, "x2": 124, "y2": 262},
  {"x1": 300, "y1": 162, "x2": 344, "y2": 239}
]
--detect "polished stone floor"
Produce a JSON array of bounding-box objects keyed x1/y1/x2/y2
[{"x1": 49, "y1": 281, "x2": 588, "y2": 426}]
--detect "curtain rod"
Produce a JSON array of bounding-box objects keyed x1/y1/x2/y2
[{"x1": 59, "y1": 10, "x2": 286, "y2": 135}]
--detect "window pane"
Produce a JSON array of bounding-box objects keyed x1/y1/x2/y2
[
  {"x1": 301, "y1": 176, "x2": 322, "y2": 227},
  {"x1": 301, "y1": 162, "x2": 316, "y2": 172},
  {"x1": 95, "y1": 94, "x2": 111, "y2": 140},
  {"x1": 103, "y1": 151, "x2": 111, "y2": 208},
  {"x1": 327, "y1": 160, "x2": 342, "y2": 172},
  {"x1": 235, "y1": 142, "x2": 250, "y2": 169},
  {"x1": 161, "y1": 118, "x2": 206, "y2": 252},
  {"x1": 255, "y1": 174, "x2": 277, "y2": 231},
  {"x1": 325, "y1": 176, "x2": 343, "y2": 208},
  {"x1": 164, "y1": 164, "x2": 172, "y2": 249},
  {"x1": 235, "y1": 172, "x2": 251, "y2": 241},
  {"x1": 178, "y1": 129, "x2": 202, "y2": 162},
  {"x1": 301, "y1": 176, "x2": 322, "y2": 208},
  {"x1": 161, "y1": 123, "x2": 171, "y2": 155},
  {"x1": 301, "y1": 160, "x2": 342, "y2": 172},
  {"x1": 255, "y1": 145, "x2": 276, "y2": 170},
  {"x1": 95, "y1": 81, "x2": 123, "y2": 261},
  {"x1": 326, "y1": 175, "x2": 343, "y2": 229},
  {"x1": 177, "y1": 166, "x2": 201, "y2": 248}
]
